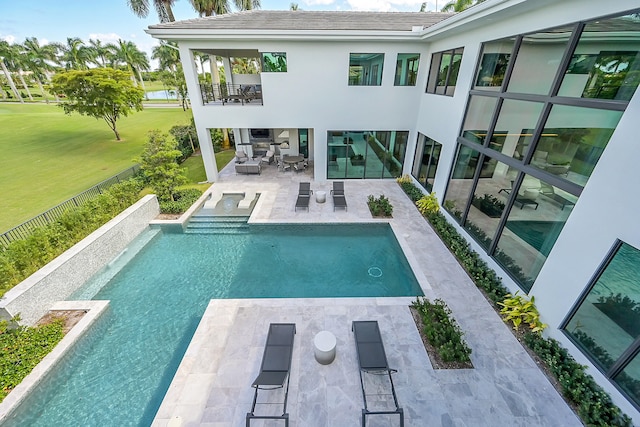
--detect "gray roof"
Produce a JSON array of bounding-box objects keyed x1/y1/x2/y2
[{"x1": 148, "y1": 10, "x2": 456, "y2": 32}]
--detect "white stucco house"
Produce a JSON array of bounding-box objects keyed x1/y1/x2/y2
[{"x1": 147, "y1": 0, "x2": 640, "y2": 419}]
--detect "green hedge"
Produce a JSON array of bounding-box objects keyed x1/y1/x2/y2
[
  {"x1": 397, "y1": 179, "x2": 632, "y2": 426},
  {"x1": 0, "y1": 317, "x2": 65, "y2": 403},
  {"x1": 0, "y1": 179, "x2": 144, "y2": 297},
  {"x1": 159, "y1": 188, "x2": 203, "y2": 214}
]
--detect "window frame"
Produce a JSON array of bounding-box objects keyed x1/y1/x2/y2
[{"x1": 426, "y1": 47, "x2": 464, "y2": 96}]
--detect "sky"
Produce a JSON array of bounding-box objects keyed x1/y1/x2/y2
[{"x1": 0, "y1": 0, "x2": 443, "y2": 69}]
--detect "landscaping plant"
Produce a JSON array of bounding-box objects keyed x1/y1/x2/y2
[
  {"x1": 367, "y1": 194, "x2": 393, "y2": 217},
  {"x1": 138, "y1": 130, "x2": 188, "y2": 202},
  {"x1": 497, "y1": 291, "x2": 547, "y2": 333}
]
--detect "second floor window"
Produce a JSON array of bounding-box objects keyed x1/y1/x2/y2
[
  {"x1": 426, "y1": 47, "x2": 464, "y2": 96},
  {"x1": 349, "y1": 53, "x2": 384, "y2": 86},
  {"x1": 395, "y1": 53, "x2": 420, "y2": 86},
  {"x1": 261, "y1": 52, "x2": 287, "y2": 72}
]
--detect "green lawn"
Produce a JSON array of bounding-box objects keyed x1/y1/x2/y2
[{"x1": 0, "y1": 103, "x2": 193, "y2": 231}]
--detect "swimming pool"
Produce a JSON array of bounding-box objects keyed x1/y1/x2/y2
[{"x1": 4, "y1": 223, "x2": 422, "y2": 426}]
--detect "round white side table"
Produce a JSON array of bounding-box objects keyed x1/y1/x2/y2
[
  {"x1": 315, "y1": 191, "x2": 327, "y2": 203},
  {"x1": 314, "y1": 330, "x2": 336, "y2": 364}
]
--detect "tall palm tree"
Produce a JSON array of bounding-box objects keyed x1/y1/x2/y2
[
  {"x1": 190, "y1": 0, "x2": 229, "y2": 16},
  {"x1": 89, "y1": 39, "x2": 111, "y2": 68},
  {"x1": 128, "y1": 0, "x2": 177, "y2": 22},
  {"x1": 234, "y1": 0, "x2": 260, "y2": 10},
  {"x1": 5, "y1": 43, "x2": 34, "y2": 101},
  {"x1": 290, "y1": 3, "x2": 299, "y2": 10},
  {"x1": 55, "y1": 37, "x2": 94, "y2": 70},
  {"x1": 152, "y1": 43, "x2": 180, "y2": 72},
  {"x1": 23, "y1": 37, "x2": 58, "y2": 103},
  {"x1": 0, "y1": 40, "x2": 23, "y2": 103},
  {"x1": 109, "y1": 40, "x2": 150, "y2": 92},
  {"x1": 441, "y1": 0, "x2": 484, "y2": 12}
]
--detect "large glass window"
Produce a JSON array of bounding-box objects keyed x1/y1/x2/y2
[
  {"x1": 558, "y1": 14, "x2": 640, "y2": 101},
  {"x1": 507, "y1": 27, "x2": 574, "y2": 95},
  {"x1": 327, "y1": 131, "x2": 407, "y2": 179},
  {"x1": 532, "y1": 105, "x2": 623, "y2": 186},
  {"x1": 461, "y1": 96, "x2": 499, "y2": 145},
  {"x1": 490, "y1": 100, "x2": 544, "y2": 158},
  {"x1": 261, "y1": 52, "x2": 287, "y2": 72},
  {"x1": 444, "y1": 146, "x2": 480, "y2": 222},
  {"x1": 564, "y1": 242, "x2": 640, "y2": 406},
  {"x1": 349, "y1": 53, "x2": 384, "y2": 86},
  {"x1": 474, "y1": 38, "x2": 514, "y2": 90},
  {"x1": 426, "y1": 47, "x2": 463, "y2": 96},
  {"x1": 395, "y1": 54, "x2": 420, "y2": 86},
  {"x1": 412, "y1": 134, "x2": 442, "y2": 193}
]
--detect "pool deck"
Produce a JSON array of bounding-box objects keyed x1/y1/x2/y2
[{"x1": 151, "y1": 162, "x2": 581, "y2": 426}]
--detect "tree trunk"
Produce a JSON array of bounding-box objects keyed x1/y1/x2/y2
[
  {"x1": 36, "y1": 77, "x2": 49, "y2": 104},
  {"x1": 1, "y1": 61, "x2": 23, "y2": 103},
  {"x1": 222, "y1": 128, "x2": 231, "y2": 150},
  {"x1": 18, "y1": 70, "x2": 34, "y2": 101}
]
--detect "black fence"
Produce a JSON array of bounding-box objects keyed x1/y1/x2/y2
[
  {"x1": 199, "y1": 83, "x2": 263, "y2": 105},
  {"x1": 0, "y1": 166, "x2": 140, "y2": 249}
]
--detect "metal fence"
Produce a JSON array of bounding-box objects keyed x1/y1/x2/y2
[{"x1": 0, "y1": 165, "x2": 140, "y2": 249}]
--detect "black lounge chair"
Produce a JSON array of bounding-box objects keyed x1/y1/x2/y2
[
  {"x1": 330, "y1": 181, "x2": 344, "y2": 196},
  {"x1": 295, "y1": 195, "x2": 310, "y2": 212},
  {"x1": 299, "y1": 182, "x2": 313, "y2": 196},
  {"x1": 333, "y1": 194, "x2": 347, "y2": 211},
  {"x1": 247, "y1": 323, "x2": 296, "y2": 427},
  {"x1": 352, "y1": 321, "x2": 404, "y2": 427}
]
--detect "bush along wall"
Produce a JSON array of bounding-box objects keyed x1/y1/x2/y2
[
  {"x1": 395, "y1": 175, "x2": 632, "y2": 426},
  {"x1": 0, "y1": 179, "x2": 144, "y2": 297}
]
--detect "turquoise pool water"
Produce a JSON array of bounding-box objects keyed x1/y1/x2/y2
[{"x1": 4, "y1": 223, "x2": 422, "y2": 426}]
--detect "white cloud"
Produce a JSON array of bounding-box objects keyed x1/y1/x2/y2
[
  {"x1": 346, "y1": 0, "x2": 433, "y2": 12},
  {"x1": 40, "y1": 38, "x2": 50, "y2": 45},
  {"x1": 88, "y1": 32, "x2": 123, "y2": 43},
  {"x1": 303, "y1": 0, "x2": 336, "y2": 5},
  {"x1": 2, "y1": 34, "x2": 16, "y2": 43}
]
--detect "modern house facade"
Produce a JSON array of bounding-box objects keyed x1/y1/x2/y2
[{"x1": 147, "y1": 0, "x2": 640, "y2": 420}]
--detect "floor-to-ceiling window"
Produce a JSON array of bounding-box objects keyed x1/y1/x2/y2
[
  {"x1": 443, "y1": 10, "x2": 640, "y2": 291},
  {"x1": 327, "y1": 131, "x2": 407, "y2": 179},
  {"x1": 412, "y1": 134, "x2": 442, "y2": 192},
  {"x1": 563, "y1": 241, "x2": 640, "y2": 408}
]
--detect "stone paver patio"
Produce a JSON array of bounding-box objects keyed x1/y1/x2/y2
[{"x1": 151, "y1": 160, "x2": 581, "y2": 426}]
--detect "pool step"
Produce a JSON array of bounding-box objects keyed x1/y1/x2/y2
[{"x1": 184, "y1": 215, "x2": 251, "y2": 235}]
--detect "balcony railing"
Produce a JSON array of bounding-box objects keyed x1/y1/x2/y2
[{"x1": 200, "y1": 83, "x2": 263, "y2": 106}]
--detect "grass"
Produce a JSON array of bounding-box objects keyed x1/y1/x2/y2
[{"x1": 0, "y1": 103, "x2": 193, "y2": 231}]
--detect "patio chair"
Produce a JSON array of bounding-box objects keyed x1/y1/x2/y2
[
  {"x1": 261, "y1": 150, "x2": 275, "y2": 165},
  {"x1": 247, "y1": 323, "x2": 296, "y2": 427},
  {"x1": 295, "y1": 195, "x2": 310, "y2": 212},
  {"x1": 330, "y1": 181, "x2": 345, "y2": 196},
  {"x1": 277, "y1": 158, "x2": 291, "y2": 172},
  {"x1": 235, "y1": 150, "x2": 249, "y2": 163},
  {"x1": 294, "y1": 161, "x2": 305, "y2": 173},
  {"x1": 352, "y1": 321, "x2": 404, "y2": 427},
  {"x1": 299, "y1": 182, "x2": 313, "y2": 196},
  {"x1": 333, "y1": 194, "x2": 347, "y2": 211}
]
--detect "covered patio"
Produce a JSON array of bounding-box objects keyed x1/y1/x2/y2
[{"x1": 152, "y1": 159, "x2": 581, "y2": 426}]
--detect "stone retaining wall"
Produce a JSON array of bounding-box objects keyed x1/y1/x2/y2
[{"x1": 0, "y1": 195, "x2": 159, "y2": 325}]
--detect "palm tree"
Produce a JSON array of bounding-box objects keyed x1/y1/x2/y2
[
  {"x1": 4, "y1": 43, "x2": 34, "y2": 101},
  {"x1": 152, "y1": 43, "x2": 180, "y2": 72},
  {"x1": 55, "y1": 37, "x2": 94, "y2": 70},
  {"x1": 89, "y1": 39, "x2": 111, "y2": 67},
  {"x1": 234, "y1": 0, "x2": 260, "y2": 10},
  {"x1": 420, "y1": 2, "x2": 426, "y2": 12},
  {"x1": 441, "y1": 0, "x2": 484, "y2": 12},
  {"x1": 0, "y1": 40, "x2": 23, "y2": 103},
  {"x1": 109, "y1": 40, "x2": 150, "y2": 92},
  {"x1": 128, "y1": 0, "x2": 177, "y2": 22},
  {"x1": 190, "y1": 0, "x2": 229, "y2": 16},
  {"x1": 290, "y1": 3, "x2": 299, "y2": 10},
  {"x1": 22, "y1": 37, "x2": 58, "y2": 103}
]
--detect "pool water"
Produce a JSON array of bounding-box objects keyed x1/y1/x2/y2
[{"x1": 5, "y1": 223, "x2": 422, "y2": 426}]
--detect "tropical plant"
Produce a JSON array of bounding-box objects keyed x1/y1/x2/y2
[
  {"x1": 497, "y1": 291, "x2": 547, "y2": 333},
  {"x1": 367, "y1": 195, "x2": 393, "y2": 217},
  {"x1": 159, "y1": 65, "x2": 189, "y2": 110},
  {"x1": 0, "y1": 40, "x2": 23, "y2": 102},
  {"x1": 416, "y1": 193, "x2": 440, "y2": 215},
  {"x1": 54, "y1": 37, "x2": 95, "y2": 70},
  {"x1": 22, "y1": 37, "x2": 58, "y2": 103},
  {"x1": 290, "y1": 2, "x2": 299, "y2": 10},
  {"x1": 4, "y1": 42, "x2": 34, "y2": 101},
  {"x1": 138, "y1": 130, "x2": 188, "y2": 202},
  {"x1": 152, "y1": 43, "x2": 180, "y2": 72},
  {"x1": 108, "y1": 39, "x2": 150, "y2": 91},
  {"x1": 128, "y1": 0, "x2": 177, "y2": 22},
  {"x1": 441, "y1": 0, "x2": 485, "y2": 12},
  {"x1": 49, "y1": 68, "x2": 145, "y2": 140},
  {"x1": 89, "y1": 39, "x2": 111, "y2": 68}
]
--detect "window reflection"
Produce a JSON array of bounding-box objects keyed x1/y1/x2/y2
[
  {"x1": 559, "y1": 14, "x2": 640, "y2": 101},
  {"x1": 395, "y1": 53, "x2": 420, "y2": 86},
  {"x1": 532, "y1": 105, "x2": 623, "y2": 186},
  {"x1": 327, "y1": 131, "x2": 407, "y2": 179},
  {"x1": 349, "y1": 53, "x2": 384, "y2": 86},
  {"x1": 444, "y1": 146, "x2": 480, "y2": 221},
  {"x1": 461, "y1": 96, "x2": 499, "y2": 144},
  {"x1": 507, "y1": 27, "x2": 574, "y2": 95},
  {"x1": 474, "y1": 38, "x2": 514, "y2": 90},
  {"x1": 426, "y1": 47, "x2": 464, "y2": 96},
  {"x1": 412, "y1": 134, "x2": 442, "y2": 192},
  {"x1": 490, "y1": 100, "x2": 544, "y2": 158}
]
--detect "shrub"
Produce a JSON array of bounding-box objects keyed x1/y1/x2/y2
[
  {"x1": 416, "y1": 193, "x2": 439, "y2": 216},
  {"x1": 497, "y1": 291, "x2": 547, "y2": 333},
  {"x1": 412, "y1": 297, "x2": 472, "y2": 363},
  {"x1": 138, "y1": 130, "x2": 188, "y2": 201},
  {"x1": 159, "y1": 188, "x2": 203, "y2": 214},
  {"x1": 367, "y1": 194, "x2": 393, "y2": 217},
  {"x1": 0, "y1": 317, "x2": 65, "y2": 403}
]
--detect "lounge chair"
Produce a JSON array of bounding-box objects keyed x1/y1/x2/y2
[
  {"x1": 247, "y1": 323, "x2": 296, "y2": 427},
  {"x1": 352, "y1": 321, "x2": 404, "y2": 427},
  {"x1": 261, "y1": 150, "x2": 275, "y2": 165},
  {"x1": 299, "y1": 182, "x2": 313, "y2": 196},
  {"x1": 333, "y1": 194, "x2": 347, "y2": 211},
  {"x1": 330, "y1": 181, "x2": 344, "y2": 196},
  {"x1": 295, "y1": 195, "x2": 310, "y2": 212},
  {"x1": 235, "y1": 150, "x2": 249, "y2": 163}
]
